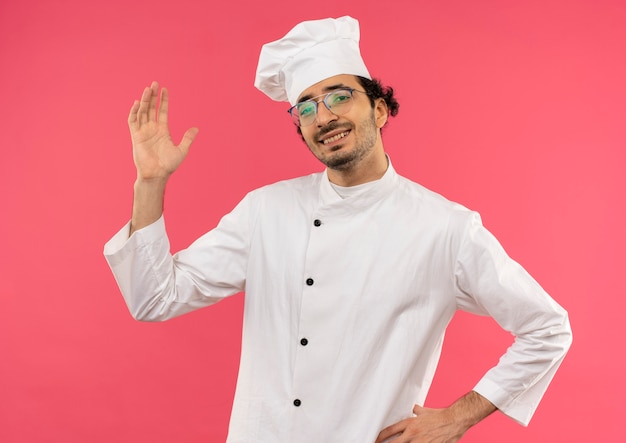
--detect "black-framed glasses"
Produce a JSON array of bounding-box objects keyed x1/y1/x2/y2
[{"x1": 287, "y1": 88, "x2": 366, "y2": 127}]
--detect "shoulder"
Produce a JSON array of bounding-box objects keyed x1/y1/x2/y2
[
  {"x1": 393, "y1": 173, "x2": 473, "y2": 215},
  {"x1": 243, "y1": 171, "x2": 323, "y2": 206},
  {"x1": 254, "y1": 171, "x2": 321, "y2": 193},
  {"x1": 386, "y1": 173, "x2": 482, "y2": 244}
]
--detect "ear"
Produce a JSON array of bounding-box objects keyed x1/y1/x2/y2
[{"x1": 374, "y1": 97, "x2": 389, "y2": 129}]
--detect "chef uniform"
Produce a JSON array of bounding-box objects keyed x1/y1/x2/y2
[{"x1": 104, "y1": 16, "x2": 572, "y2": 443}]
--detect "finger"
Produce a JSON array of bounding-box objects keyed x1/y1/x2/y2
[
  {"x1": 375, "y1": 421, "x2": 406, "y2": 443},
  {"x1": 177, "y1": 127, "x2": 199, "y2": 157},
  {"x1": 413, "y1": 404, "x2": 424, "y2": 415},
  {"x1": 158, "y1": 87, "x2": 169, "y2": 124},
  {"x1": 147, "y1": 81, "x2": 159, "y2": 123},
  {"x1": 138, "y1": 86, "x2": 152, "y2": 125},
  {"x1": 128, "y1": 100, "x2": 140, "y2": 128}
]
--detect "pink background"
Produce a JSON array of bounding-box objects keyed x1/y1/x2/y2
[{"x1": 1, "y1": 0, "x2": 624, "y2": 441}]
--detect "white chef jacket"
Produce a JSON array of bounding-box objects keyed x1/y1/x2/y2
[{"x1": 104, "y1": 161, "x2": 571, "y2": 442}]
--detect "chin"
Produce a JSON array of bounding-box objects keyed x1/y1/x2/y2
[{"x1": 322, "y1": 151, "x2": 358, "y2": 170}]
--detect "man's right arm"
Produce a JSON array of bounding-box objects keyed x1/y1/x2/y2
[
  {"x1": 103, "y1": 81, "x2": 209, "y2": 321},
  {"x1": 127, "y1": 81, "x2": 198, "y2": 235}
]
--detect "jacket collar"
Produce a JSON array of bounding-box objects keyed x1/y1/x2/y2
[{"x1": 317, "y1": 155, "x2": 398, "y2": 215}]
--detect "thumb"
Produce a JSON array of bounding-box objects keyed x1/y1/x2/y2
[
  {"x1": 178, "y1": 127, "x2": 199, "y2": 155},
  {"x1": 413, "y1": 404, "x2": 425, "y2": 415}
]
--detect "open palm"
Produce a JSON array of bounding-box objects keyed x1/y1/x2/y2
[{"x1": 128, "y1": 81, "x2": 198, "y2": 180}]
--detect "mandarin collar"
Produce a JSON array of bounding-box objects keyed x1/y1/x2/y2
[{"x1": 317, "y1": 156, "x2": 398, "y2": 216}]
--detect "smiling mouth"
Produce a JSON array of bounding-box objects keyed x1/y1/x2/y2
[{"x1": 321, "y1": 130, "x2": 350, "y2": 145}]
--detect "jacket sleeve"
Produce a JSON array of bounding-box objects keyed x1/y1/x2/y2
[
  {"x1": 453, "y1": 212, "x2": 572, "y2": 426},
  {"x1": 103, "y1": 195, "x2": 253, "y2": 322}
]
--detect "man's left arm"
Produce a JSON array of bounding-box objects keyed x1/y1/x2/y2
[
  {"x1": 376, "y1": 212, "x2": 572, "y2": 442},
  {"x1": 453, "y1": 212, "x2": 572, "y2": 426}
]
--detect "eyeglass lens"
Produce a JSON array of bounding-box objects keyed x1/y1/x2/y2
[{"x1": 292, "y1": 89, "x2": 354, "y2": 127}]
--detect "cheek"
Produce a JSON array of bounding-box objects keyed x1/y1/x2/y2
[{"x1": 301, "y1": 129, "x2": 317, "y2": 145}]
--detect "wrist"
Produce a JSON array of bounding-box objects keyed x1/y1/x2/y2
[
  {"x1": 448, "y1": 391, "x2": 497, "y2": 431},
  {"x1": 134, "y1": 175, "x2": 169, "y2": 191}
]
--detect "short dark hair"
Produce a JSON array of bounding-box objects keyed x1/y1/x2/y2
[
  {"x1": 356, "y1": 76, "x2": 400, "y2": 119},
  {"x1": 295, "y1": 76, "x2": 399, "y2": 138}
]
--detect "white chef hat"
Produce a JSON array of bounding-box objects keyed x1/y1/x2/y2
[{"x1": 254, "y1": 16, "x2": 371, "y2": 105}]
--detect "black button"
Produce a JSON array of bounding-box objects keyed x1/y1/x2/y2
[
  {"x1": 300, "y1": 338, "x2": 308, "y2": 346},
  {"x1": 306, "y1": 278, "x2": 314, "y2": 286},
  {"x1": 293, "y1": 399, "x2": 301, "y2": 407},
  {"x1": 313, "y1": 219, "x2": 322, "y2": 227}
]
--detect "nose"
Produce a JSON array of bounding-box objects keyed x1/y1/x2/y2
[{"x1": 315, "y1": 102, "x2": 338, "y2": 127}]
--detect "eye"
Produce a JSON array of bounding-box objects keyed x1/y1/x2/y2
[
  {"x1": 328, "y1": 90, "x2": 352, "y2": 106},
  {"x1": 297, "y1": 101, "x2": 316, "y2": 117}
]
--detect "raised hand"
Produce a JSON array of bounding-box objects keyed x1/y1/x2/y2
[
  {"x1": 127, "y1": 82, "x2": 199, "y2": 234},
  {"x1": 128, "y1": 81, "x2": 199, "y2": 181}
]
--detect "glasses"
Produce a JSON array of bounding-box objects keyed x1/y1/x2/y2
[{"x1": 287, "y1": 88, "x2": 366, "y2": 127}]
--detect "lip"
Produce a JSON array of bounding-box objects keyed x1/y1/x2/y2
[{"x1": 318, "y1": 129, "x2": 351, "y2": 146}]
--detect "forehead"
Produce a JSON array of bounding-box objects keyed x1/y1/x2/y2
[{"x1": 296, "y1": 74, "x2": 361, "y2": 102}]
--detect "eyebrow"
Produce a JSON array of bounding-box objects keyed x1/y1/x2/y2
[{"x1": 297, "y1": 84, "x2": 349, "y2": 103}]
